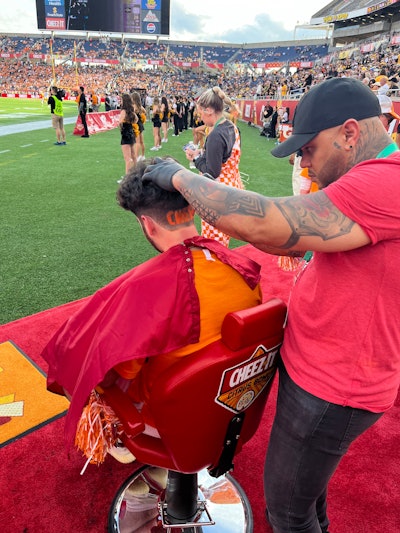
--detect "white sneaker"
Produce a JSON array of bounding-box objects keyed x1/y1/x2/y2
[
  {"x1": 150, "y1": 146, "x2": 158, "y2": 151},
  {"x1": 108, "y1": 443, "x2": 136, "y2": 463},
  {"x1": 137, "y1": 155, "x2": 145, "y2": 161},
  {"x1": 189, "y1": 162, "x2": 196, "y2": 169},
  {"x1": 144, "y1": 467, "x2": 168, "y2": 490},
  {"x1": 117, "y1": 176, "x2": 124, "y2": 184}
]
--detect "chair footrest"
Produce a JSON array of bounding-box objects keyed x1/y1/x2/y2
[{"x1": 159, "y1": 500, "x2": 215, "y2": 529}]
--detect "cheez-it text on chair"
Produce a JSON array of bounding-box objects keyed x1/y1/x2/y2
[{"x1": 101, "y1": 298, "x2": 287, "y2": 533}]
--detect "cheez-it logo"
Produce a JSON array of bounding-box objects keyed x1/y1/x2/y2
[{"x1": 215, "y1": 345, "x2": 279, "y2": 413}]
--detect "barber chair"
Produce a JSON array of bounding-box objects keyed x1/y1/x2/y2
[{"x1": 101, "y1": 298, "x2": 287, "y2": 533}]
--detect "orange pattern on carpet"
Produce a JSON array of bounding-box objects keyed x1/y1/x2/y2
[{"x1": 0, "y1": 340, "x2": 69, "y2": 447}]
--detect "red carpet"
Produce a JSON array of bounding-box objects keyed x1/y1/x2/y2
[{"x1": 0, "y1": 245, "x2": 398, "y2": 533}]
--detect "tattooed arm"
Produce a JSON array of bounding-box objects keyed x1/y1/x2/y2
[{"x1": 171, "y1": 168, "x2": 370, "y2": 254}]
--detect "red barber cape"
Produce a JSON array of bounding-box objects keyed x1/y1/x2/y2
[{"x1": 42, "y1": 236, "x2": 261, "y2": 445}]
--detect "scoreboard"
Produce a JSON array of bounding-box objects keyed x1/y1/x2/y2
[{"x1": 35, "y1": 0, "x2": 170, "y2": 35}]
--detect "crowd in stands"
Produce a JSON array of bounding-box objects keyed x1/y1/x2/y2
[
  {"x1": 1, "y1": 33, "x2": 400, "y2": 103},
  {"x1": 0, "y1": 35, "x2": 331, "y2": 65},
  {"x1": 236, "y1": 44, "x2": 329, "y2": 63}
]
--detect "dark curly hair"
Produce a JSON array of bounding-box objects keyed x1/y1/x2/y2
[{"x1": 117, "y1": 158, "x2": 192, "y2": 229}]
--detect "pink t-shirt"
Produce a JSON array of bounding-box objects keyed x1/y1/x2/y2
[{"x1": 282, "y1": 154, "x2": 400, "y2": 412}]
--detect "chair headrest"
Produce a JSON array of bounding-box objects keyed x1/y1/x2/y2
[{"x1": 221, "y1": 298, "x2": 287, "y2": 351}]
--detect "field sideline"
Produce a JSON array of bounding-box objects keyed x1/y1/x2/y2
[{"x1": 0, "y1": 98, "x2": 292, "y2": 324}]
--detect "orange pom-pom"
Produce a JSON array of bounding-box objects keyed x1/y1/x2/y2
[{"x1": 75, "y1": 390, "x2": 122, "y2": 468}]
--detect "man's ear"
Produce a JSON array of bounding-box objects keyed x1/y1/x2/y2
[
  {"x1": 140, "y1": 214, "x2": 157, "y2": 236},
  {"x1": 342, "y1": 119, "x2": 360, "y2": 149}
]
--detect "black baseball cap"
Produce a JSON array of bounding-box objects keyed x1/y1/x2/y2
[{"x1": 271, "y1": 77, "x2": 381, "y2": 158}]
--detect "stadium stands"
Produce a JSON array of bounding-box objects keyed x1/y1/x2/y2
[{"x1": 2, "y1": 0, "x2": 400, "y2": 102}]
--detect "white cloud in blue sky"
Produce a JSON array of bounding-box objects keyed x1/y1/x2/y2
[{"x1": 0, "y1": 0, "x2": 329, "y2": 43}]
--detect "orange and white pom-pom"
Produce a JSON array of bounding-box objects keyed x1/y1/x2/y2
[
  {"x1": 75, "y1": 390, "x2": 122, "y2": 473},
  {"x1": 277, "y1": 256, "x2": 305, "y2": 272}
]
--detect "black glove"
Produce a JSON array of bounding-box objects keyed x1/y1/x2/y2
[{"x1": 142, "y1": 157, "x2": 185, "y2": 192}]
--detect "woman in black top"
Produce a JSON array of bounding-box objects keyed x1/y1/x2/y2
[
  {"x1": 119, "y1": 93, "x2": 137, "y2": 174},
  {"x1": 150, "y1": 97, "x2": 162, "y2": 151},
  {"x1": 131, "y1": 91, "x2": 146, "y2": 161},
  {"x1": 184, "y1": 86, "x2": 243, "y2": 247},
  {"x1": 160, "y1": 95, "x2": 169, "y2": 144}
]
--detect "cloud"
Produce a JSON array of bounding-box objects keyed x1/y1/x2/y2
[
  {"x1": 170, "y1": 2, "x2": 208, "y2": 39},
  {"x1": 0, "y1": 0, "x2": 38, "y2": 33},
  {"x1": 169, "y1": 7, "x2": 293, "y2": 44},
  {"x1": 212, "y1": 14, "x2": 293, "y2": 44}
]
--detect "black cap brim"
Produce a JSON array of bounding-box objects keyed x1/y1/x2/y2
[{"x1": 271, "y1": 132, "x2": 318, "y2": 158}]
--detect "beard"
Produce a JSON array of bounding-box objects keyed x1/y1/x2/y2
[
  {"x1": 140, "y1": 223, "x2": 163, "y2": 253},
  {"x1": 314, "y1": 152, "x2": 351, "y2": 189}
]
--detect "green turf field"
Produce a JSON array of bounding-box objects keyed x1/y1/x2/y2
[
  {"x1": 0, "y1": 97, "x2": 78, "y2": 126},
  {"x1": 0, "y1": 97, "x2": 292, "y2": 324}
]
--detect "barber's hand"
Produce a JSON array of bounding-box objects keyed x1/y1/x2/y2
[{"x1": 143, "y1": 157, "x2": 185, "y2": 192}]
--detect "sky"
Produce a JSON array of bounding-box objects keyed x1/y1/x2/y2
[{"x1": 0, "y1": 0, "x2": 330, "y2": 43}]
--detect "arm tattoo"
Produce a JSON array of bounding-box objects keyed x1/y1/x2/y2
[
  {"x1": 180, "y1": 179, "x2": 266, "y2": 226},
  {"x1": 177, "y1": 173, "x2": 354, "y2": 249},
  {"x1": 276, "y1": 193, "x2": 354, "y2": 249}
]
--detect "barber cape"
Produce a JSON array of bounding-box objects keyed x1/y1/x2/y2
[{"x1": 42, "y1": 236, "x2": 261, "y2": 445}]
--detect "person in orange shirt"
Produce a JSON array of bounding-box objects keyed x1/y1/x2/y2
[
  {"x1": 91, "y1": 92, "x2": 100, "y2": 112},
  {"x1": 113, "y1": 159, "x2": 262, "y2": 406},
  {"x1": 280, "y1": 80, "x2": 288, "y2": 98},
  {"x1": 44, "y1": 157, "x2": 262, "y2": 465}
]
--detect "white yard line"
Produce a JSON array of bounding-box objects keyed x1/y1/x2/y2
[{"x1": 0, "y1": 117, "x2": 77, "y2": 137}]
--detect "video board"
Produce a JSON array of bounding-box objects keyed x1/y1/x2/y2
[{"x1": 35, "y1": 0, "x2": 170, "y2": 35}]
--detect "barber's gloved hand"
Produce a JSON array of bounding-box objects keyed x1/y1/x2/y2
[{"x1": 143, "y1": 157, "x2": 185, "y2": 192}]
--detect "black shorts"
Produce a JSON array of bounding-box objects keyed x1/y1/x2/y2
[{"x1": 121, "y1": 133, "x2": 135, "y2": 145}]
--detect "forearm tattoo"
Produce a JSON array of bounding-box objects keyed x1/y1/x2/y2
[
  {"x1": 180, "y1": 178, "x2": 265, "y2": 226},
  {"x1": 178, "y1": 173, "x2": 354, "y2": 250}
]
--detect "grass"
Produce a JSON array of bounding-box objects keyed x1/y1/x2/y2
[
  {"x1": 0, "y1": 98, "x2": 78, "y2": 126},
  {"x1": 0, "y1": 98, "x2": 292, "y2": 324}
]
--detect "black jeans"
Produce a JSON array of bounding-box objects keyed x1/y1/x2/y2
[
  {"x1": 80, "y1": 111, "x2": 89, "y2": 136},
  {"x1": 264, "y1": 362, "x2": 383, "y2": 532}
]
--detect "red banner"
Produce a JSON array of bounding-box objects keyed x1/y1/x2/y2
[
  {"x1": 0, "y1": 53, "x2": 23, "y2": 58},
  {"x1": 171, "y1": 61, "x2": 200, "y2": 68},
  {"x1": 73, "y1": 110, "x2": 120, "y2": 136},
  {"x1": 74, "y1": 58, "x2": 120, "y2": 64},
  {"x1": 251, "y1": 62, "x2": 284, "y2": 69},
  {"x1": 0, "y1": 93, "x2": 37, "y2": 98},
  {"x1": 28, "y1": 53, "x2": 47, "y2": 60},
  {"x1": 205, "y1": 62, "x2": 223, "y2": 69}
]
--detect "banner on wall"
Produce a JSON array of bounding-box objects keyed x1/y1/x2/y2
[{"x1": 73, "y1": 110, "x2": 120, "y2": 136}]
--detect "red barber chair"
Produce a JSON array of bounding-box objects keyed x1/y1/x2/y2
[{"x1": 101, "y1": 298, "x2": 287, "y2": 533}]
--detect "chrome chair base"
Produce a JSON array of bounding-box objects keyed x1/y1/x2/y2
[{"x1": 108, "y1": 465, "x2": 252, "y2": 533}]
